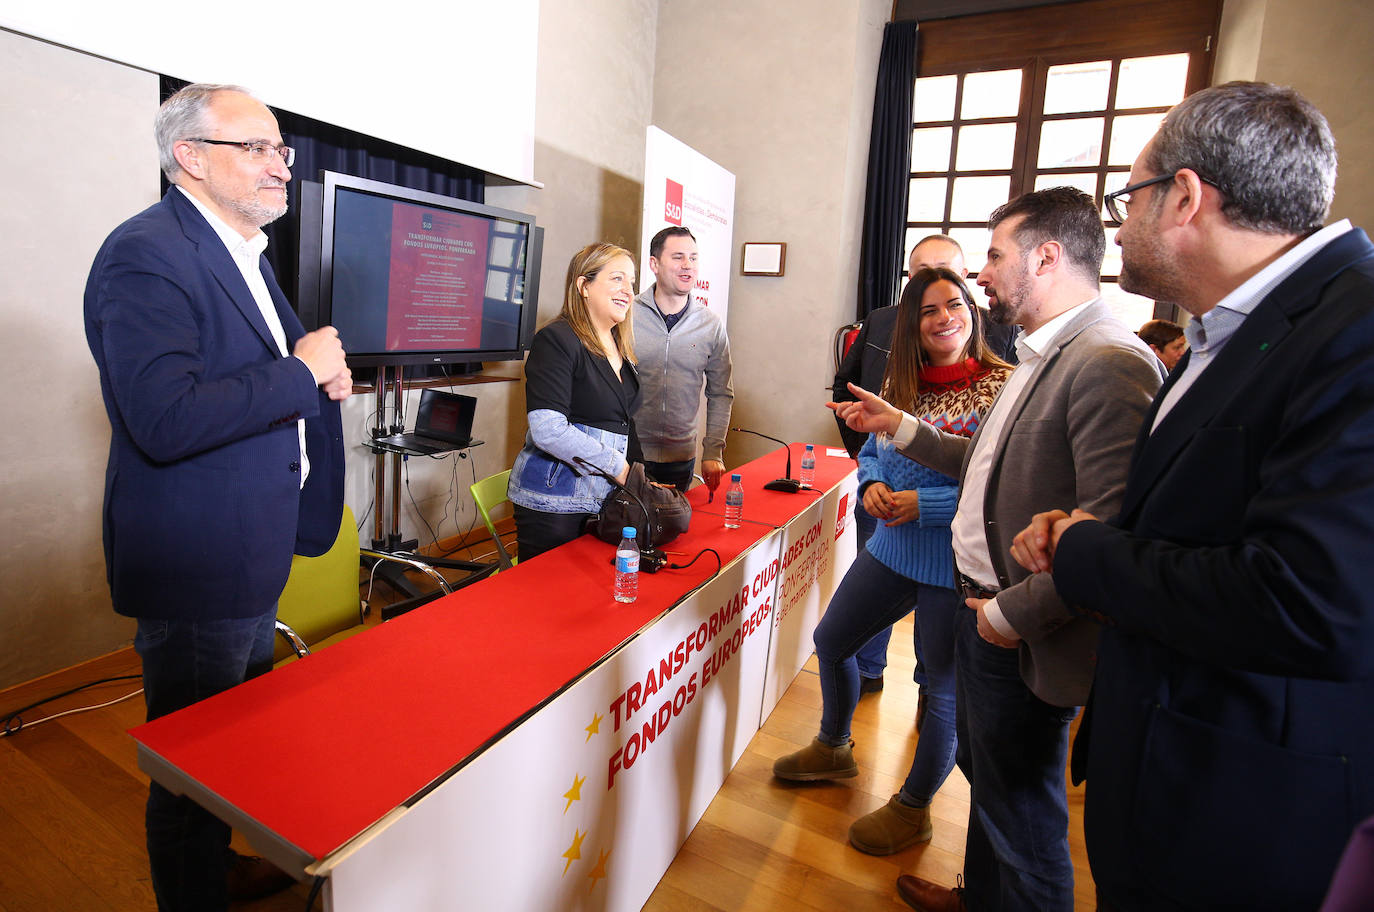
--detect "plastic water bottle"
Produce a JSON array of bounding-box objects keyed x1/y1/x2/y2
[
  {"x1": 724, "y1": 474, "x2": 744, "y2": 529},
  {"x1": 800, "y1": 444, "x2": 816, "y2": 488},
  {"x1": 614, "y1": 526, "x2": 639, "y2": 603}
]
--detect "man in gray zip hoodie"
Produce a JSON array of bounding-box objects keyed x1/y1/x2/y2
[{"x1": 633, "y1": 226, "x2": 734, "y2": 493}]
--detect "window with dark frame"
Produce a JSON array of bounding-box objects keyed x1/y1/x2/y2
[{"x1": 904, "y1": 0, "x2": 1222, "y2": 329}]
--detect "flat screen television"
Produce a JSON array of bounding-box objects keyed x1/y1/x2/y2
[{"x1": 297, "y1": 171, "x2": 542, "y2": 369}]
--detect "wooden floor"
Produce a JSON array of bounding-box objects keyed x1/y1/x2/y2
[
  {"x1": 642, "y1": 611, "x2": 1094, "y2": 911},
  {"x1": 0, "y1": 570, "x2": 1092, "y2": 910}
]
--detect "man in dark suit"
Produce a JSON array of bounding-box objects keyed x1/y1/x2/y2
[
  {"x1": 1012, "y1": 82, "x2": 1374, "y2": 910},
  {"x1": 833, "y1": 188, "x2": 1163, "y2": 911},
  {"x1": 84, "y1": 83, "x2": 352, "y2": 911}
]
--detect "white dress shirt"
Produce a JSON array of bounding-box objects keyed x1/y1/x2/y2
[
  {"x1": 894, "y1": 297, "x2": 1099, "y2": 640},
  {"x1": 1151, "y1": 219, "x2": 1354, "y2": 431},
  {"x1": 178, "y1": 187, "x2": 309, "y2": 486}
]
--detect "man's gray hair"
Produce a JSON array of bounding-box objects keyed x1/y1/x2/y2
[
  {"x1": 154, "y1": 84, "x2": 255, "y2": 182},
  {"x1": 1147, "y1": 81, "x2": 1336, "y2": 234}
]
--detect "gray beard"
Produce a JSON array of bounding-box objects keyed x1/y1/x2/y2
[{"x1": 229, "y1": 187, "x2": 289, "y2": 228}]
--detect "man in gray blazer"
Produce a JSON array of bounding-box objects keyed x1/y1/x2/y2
[{"x1": 832, "y1": 187, "x2": 1164, "y2": 912}]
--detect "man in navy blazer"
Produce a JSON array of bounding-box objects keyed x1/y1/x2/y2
[
  {"x1": 1012, "y1": 82, "x2": 1374, "y2": 910},
  {"x1": 84, "y1": 84, "x2": 351, "y2": 910}
]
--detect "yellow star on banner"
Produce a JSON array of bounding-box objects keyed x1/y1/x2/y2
[
  {"x1": 587, "y1": 847, "x2": 611, "y2": 893},
  {"x1": 585, "y1": 711, "x2": 603, "y2": 742},
  {"x1": 563, "y1": 774, "x2": 585, "y2": 814},
  {"x1": 562, "y1": 828, "x2": 585, "y2": 876}
]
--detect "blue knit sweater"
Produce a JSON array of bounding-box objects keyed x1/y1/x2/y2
[{"x1": 857, "y1": 359, "x2": 1008, "y2": 588}]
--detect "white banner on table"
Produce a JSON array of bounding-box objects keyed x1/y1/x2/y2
[
  {"x1": 760, "y1": 477, "x2": 860, "y2": 718},
  {"x1": 327, "y1": 535, "x2": 782, "y2": 912}
]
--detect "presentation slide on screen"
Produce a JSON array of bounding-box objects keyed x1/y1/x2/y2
[
  {"x1": 330, "y1": 189, "x2": 526, "y2": 355},
  {"x1": 385, "y1": 206, "x2": 489, "y2": 349}
]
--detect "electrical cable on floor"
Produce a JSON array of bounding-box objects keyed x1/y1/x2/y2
[
  {"x1": 460, "y1": 544, "x2": 508, "y2": 564},
  {"x1": 402, "y1": 456, "x2": 442, "y2": 551},
  {"x1": 354, "y1": 494, "x2": 375, "y2": 535},
  {"x1": 440, "y1": 454, "x2": 486, "y2": 560},
  {"x1": 436, "y1": 447, "x2": 461, "y2": 544},
  {"x1": 363, "y1": 554, "x2": 388, "y2": 604},
  {"x1": 2, "y1": 675, "x2": 144, "y2": 736}
]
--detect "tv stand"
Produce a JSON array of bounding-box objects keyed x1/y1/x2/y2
[{"x1": 365, "y1": 365, "x2": 496, "y2": 618}]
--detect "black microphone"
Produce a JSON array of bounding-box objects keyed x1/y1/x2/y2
[
  {"x1": 729, "y1": 427, "x2": 802, "y2": 493},
  {"x1": 572, "y1": 458, "x2": 668, "y2": 573}
]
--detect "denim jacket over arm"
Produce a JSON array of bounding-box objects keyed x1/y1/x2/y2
[{"x1": 508, "y1": 320, "x2": 642, "y2": 513}]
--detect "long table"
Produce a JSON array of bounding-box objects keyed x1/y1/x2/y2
[{"x1": 132, "y1": 444, "x2": 859, "y2": 911}]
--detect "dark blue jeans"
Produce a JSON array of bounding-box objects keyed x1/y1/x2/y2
[
  {"x1": 136, "y1": 613, "x2": 277, "y2": 912},
  {"x1": 853, "y1": 500, "x2": 927, "y2": 687},
  {"x1": 813, "y1": 550, "x2": 959, "y2": 805},
  {"x1": 954, "y1": 607, "x2": 1078, "y2": 912}
]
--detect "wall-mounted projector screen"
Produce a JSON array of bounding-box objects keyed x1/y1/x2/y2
[{"x1": 0, "y1": 1, "x2": 539, "y2": 185}]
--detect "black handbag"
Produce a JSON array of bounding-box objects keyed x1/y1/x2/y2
[{"x1": 585, "y1": 461, "x2": 691, "y2": 547}]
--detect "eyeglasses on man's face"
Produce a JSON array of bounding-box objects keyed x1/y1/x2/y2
[
  {"x1": 1104, "y1": 171, "x2": 1222, "y2": 225},
  {"x1": 1103, "y1": 173, "x2": 1174, "y2": 225},
  {"x1": 188, "y1": 138, "x2": 295, "y2": 168}
]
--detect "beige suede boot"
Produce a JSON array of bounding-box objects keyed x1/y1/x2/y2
[
  {"x1": 848, "y1": 795, "x2": 933, "y2": 855},
  {"x1": 772, "y1": 737, "x2": 858, "y2": 781}
]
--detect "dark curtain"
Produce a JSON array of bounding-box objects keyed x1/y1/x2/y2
[
  {"x1": 158, "y1": 76, "x2": 485, "y2": 305},
  {"x1": 855, "y1": 21, "x2": 918, "y2": 319}
]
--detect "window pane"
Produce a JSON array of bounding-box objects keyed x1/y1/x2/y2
[
  {"x1": 961, "y1": 69, "x2": 1022, "y2": 119},
  {"x1": 1102, "y1": 171, "x2": 1130, "y2": 220},
  {"x1": 1038, "y1": 117, "x2": 1104, "y2": 169},
  {"x1": 1100, "y1": 281, "x2": 1156, "y2": 333},
  {"x1": 951, "y1": 176, "x2": 1011, "y2": 222},
  {"x1": 912, "y1": 127, "x2": 953, "y2": 172},
  {"x1": 1043, "y1": 61, "x2": 1111, "y2": 115},
  {"x1": 908, "y1": 178, "x2": 949, "y2": 222},
  {"x1": 950, "y1": 227, "x2": 991, "y2": 280},
  {"x1": 1108, "y1": 113, "x2": 1166, "y2": 166},
  {"x1": 956, "y1": 123, "x2": 1017, "y2": 171},
  {"x1": 914, "y1": 75, "x2": 957, "y2": 122},
  {"x1": 1116, "y1": 54, "x2": 1190, "y2": 109},
  {"x1": 1101, "y1": 225, "x2": 1122, "y2": 277},
  {"x1": 904, "y1": 228, "x2": 925, "y2": 272},
  {"x1": 1035, "y1": 171, "x2": 1098, "y2": 198}
]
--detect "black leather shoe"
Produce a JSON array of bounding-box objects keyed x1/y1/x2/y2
[
  {"x1": 896, "y1": 873, "x2": 966, "y2": 912},
  {"x1": 227, "y1": 852, "x2": 296, "y2": 901},
  {"x1": 859, "y1": 675, "x2": 885, "y2": 694}
]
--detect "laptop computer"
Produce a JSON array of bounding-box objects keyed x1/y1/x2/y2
[{"x1": 373, "y1": 389, "x2": 478, "y2": 455}]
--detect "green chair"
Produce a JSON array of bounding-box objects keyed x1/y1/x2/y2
[
  {"x1": 273, "y1": 504, "x2": 452, "y2": 662},
  {"x1": 470, "y1": 469, "x2": 517, "y2": 571}
]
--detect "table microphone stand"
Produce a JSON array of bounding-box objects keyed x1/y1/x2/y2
[{"x1": 729, "y1": 427, "x2": 802, "y2": 492}]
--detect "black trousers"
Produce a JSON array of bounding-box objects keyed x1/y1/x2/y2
[{"x1": 512, "y1": 503, "x2": 596, "y2": 562}]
